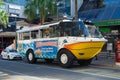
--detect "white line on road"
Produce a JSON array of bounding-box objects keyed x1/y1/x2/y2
[{"x1": 0, "y1": 62, "x2": 120, "y2": 80}]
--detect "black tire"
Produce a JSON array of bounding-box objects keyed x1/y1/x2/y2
[
  {"x1": 78, "y1": 59, "x2": 92, "y2": 66},
  {"x1": 58, "y1": 49, "x2": 75, "y2": 68},
  {"x1": 8, "y1": 55, "x2": 10, "y2": 60},
  {"x1": 26, "y1": 50, "x2": 37, "y2": 63},
  {"x1": 45, "y1": 59, "x2": 54, "y2": 63}
]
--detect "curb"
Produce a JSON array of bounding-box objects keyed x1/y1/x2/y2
[{"x1": 90, "y1": 63, "x2": 120, "y2": 70}]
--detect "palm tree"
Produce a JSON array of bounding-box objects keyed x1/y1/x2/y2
[
  {"x1": 24, "y1": 0, "x2": 56, "y2": 25},
  {"x1": 0, "y1": 0, "x2": 8, "y2": 28},
  {"x1": 24, "y1": 1, "x2": 37, "y2": 23},
  {"x1": 0, "y1": 10, "x2": 8, "y2": 28},
  {"x1": 0, "y1": 0, "x2": 15, "y2": 28}
]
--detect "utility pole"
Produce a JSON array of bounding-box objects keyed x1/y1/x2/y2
[{"x1": 74, "y1": 0, "x2": 78, "y2": 20}]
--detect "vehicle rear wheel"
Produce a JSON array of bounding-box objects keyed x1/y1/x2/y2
[
  {"x1": 58, "y1": 49, "x2": 74, "y2": 68},
  {"x1": 78, "y1": 59, "x2": 92, "y2": 66},
  {"x1": 26, "y1": 50, "x2": 36, "y2": 63}
]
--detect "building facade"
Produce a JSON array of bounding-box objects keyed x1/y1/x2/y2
[
  {"x1": 0, "y1": 0, "x2": 26, "y2": 32},
  {"x1": 63, "y1": 0, "x2": 120, "y2": 36},
  {"x1": 0, "y1": 0, "x2": 26, "y2": 50}
]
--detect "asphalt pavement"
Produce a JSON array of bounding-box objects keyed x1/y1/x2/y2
[{"x1": 91, "y1": 52, "x2": 120, "y2": 69}]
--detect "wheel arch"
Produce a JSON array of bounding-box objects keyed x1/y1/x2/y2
[
  {"x1": 57, "y1": 48, "x2": 76, "y2": 59},
  {"x1": 26, "y1": 48, "x2": 37, "y2": 63},
  {"x1": 26, "y1": 48, "x2": 34, "y2": 55}
]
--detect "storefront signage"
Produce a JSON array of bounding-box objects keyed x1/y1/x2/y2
[
  {"x1": 8, "y1": 4, "x2": 21, "y2": 17},
  {"x1": 99, "y1": 27, "x2": 110, "y2": 32},
  {"x1": 9, "y1": 4, "x2": 21, "y2": 10},
  {"x1": 94, "y1": 19, "x2": 120, "y2": 26}
]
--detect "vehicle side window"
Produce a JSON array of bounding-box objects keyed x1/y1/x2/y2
[
  {"x1": 49, "y1": 25, "x2": 60, "y2": 37},
  {"x1": 42, "y1": 28, "x2": 50, "y2": 38},
  {"x1": 23, "y1": 31, "x2": 30, "y2": 40},
  {"x1": 3, "y1": 50, "x2": 7, "y2": 52},
  {"x1": 31, "y1": 30, "x2": 39, "y2": 39},
  {"x1": 4, "y1": 49, "x2": 9, "y2": 53},
  {"x1": 59, "y1": 22, "x2": 72, "y2": 36}
]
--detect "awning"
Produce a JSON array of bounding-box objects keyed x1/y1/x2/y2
[
  {"x1": 17, "y1": 20, "x2": 30, "y2": 26},
  {"x1": 0, "y1": 32, "x2": 16, "y2": 37},
  {"x1": 79, "y1": 6, "x2": 120, "y2": 27}
]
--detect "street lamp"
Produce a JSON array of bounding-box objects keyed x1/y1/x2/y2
[
  {"x1": 56, "y1": 4, "x2": 59, "y2": 21},
  {"x1": 56, "y1": 1, "x2": 65, "y2": 21}
]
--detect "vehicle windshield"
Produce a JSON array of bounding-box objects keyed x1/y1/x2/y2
[
  {"x1": 58, "y1": 21, "x2": 103, "y2": 38},
  {"x1": 58, "y1": 21, "x2": 89, "y2": 37},
  {"x1": 9, "y1": 50, "x2": 17, "y2": 52},
  {"x1": 85, "y1": 24, "x2": 103, "y2": 38}
]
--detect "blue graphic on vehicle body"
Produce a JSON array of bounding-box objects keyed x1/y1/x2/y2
[{"x1": 18, "y1": 40, "x2": 58, "y2": 59}]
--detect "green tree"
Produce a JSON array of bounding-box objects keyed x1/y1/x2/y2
[
  {"x1": 0, "y1": 0, "x2": 8, "y2": 28},
  {"x1": 24, "y1": 0, "x2": 56, "y2": 25},
  {"x1": 0, "y1": 10, "x2": 8, "y2": 28},
  {"x1": 24, "y1": 1, "x2": 36, "y2": 23}
]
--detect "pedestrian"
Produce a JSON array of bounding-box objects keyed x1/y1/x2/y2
[{"x1": 95, "y1": 55, "x2": 98, "y2": 60}]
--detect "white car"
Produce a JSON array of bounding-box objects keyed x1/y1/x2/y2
[{"x1": 1, "y1": 49, "x2": 22, "y2": 60}]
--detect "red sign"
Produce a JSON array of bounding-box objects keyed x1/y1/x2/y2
[{"x1": 116, "y1": 41, "x2": 120, "y2": 62}]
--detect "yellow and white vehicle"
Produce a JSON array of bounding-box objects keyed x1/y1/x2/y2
[{"x1": 17, "y1": 19, "x2": 107, "y2": 68}]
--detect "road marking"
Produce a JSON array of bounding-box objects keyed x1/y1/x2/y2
[
  {"x1": 0, "y1": 71, "x2": 9, "y2": 77},
  {"x1": 0, "y1": 61, "x2": 120, "y2": 80},
  {"x1": 17, "y1": 77, "x2": 24, "y2": 80},
  {"x1": 0, "y1": 68, "x2": 60, "y2": 80},
  {"x1": 70, "y1": 69, "x2": 120, "y2": 80}
]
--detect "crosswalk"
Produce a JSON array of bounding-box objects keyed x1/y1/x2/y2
[{"x1": 0, "y1": 71, "x2": 9, "y2": 79}]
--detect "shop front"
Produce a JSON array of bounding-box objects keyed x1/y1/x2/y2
[{"x1": 0, "y1": 32, "x2": 16, "y2": 53}]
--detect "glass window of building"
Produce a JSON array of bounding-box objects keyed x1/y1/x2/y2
[
  {"x1": 79, "y1": 0, "x2": 106, "y2": 11},
  {"x1": 64, "y1": 0, "x2": 70, "y2": 15}
]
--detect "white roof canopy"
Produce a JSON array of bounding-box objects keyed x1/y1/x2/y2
[{"x1": 0, "y1": 32, "x2": 16, "y2": 37}]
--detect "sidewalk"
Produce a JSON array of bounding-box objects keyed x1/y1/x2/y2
[{"x1": 91, "y1": 52, "x2": 120, "y2": 69}]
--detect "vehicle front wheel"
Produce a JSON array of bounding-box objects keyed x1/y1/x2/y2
[
  {"x1": 26, "y1": 50, "x2": 36, "y2": 63},
  {"x1": 58, "y1": 49, "x2": 74, "y2": 68}
]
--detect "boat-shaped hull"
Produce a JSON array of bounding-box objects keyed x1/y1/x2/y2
[{"x1": 64, "y1": 41, "x2": 105, "y2": 60}]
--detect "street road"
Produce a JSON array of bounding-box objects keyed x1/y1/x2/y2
[{"x1": 0, "y1": 59, "x2": 119, "y2": 80}]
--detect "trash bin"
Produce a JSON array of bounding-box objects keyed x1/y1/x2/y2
[{"x1": 106, "y1": 43, "x2": 113, "y2": 57}]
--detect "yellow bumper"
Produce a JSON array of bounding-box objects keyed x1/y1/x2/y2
[{"x1": 64, "y1": 41, "x2": 105, "y2": 60}]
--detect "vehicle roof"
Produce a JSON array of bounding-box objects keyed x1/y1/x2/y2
[
  {"x1": 17, "y1": 22, "x2": 59, "y2": 33},
  {"x1": 17, "y1": 19, "x2": 73, "y2": 33}
]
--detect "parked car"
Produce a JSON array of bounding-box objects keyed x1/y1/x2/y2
[{"x1": 1, "y1": 49, "x2": 22, "y2": 60}]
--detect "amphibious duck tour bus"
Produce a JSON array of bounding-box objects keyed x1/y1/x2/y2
[{"x1": 17, "y1": 19, "x2": 106, "y2": 67}]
